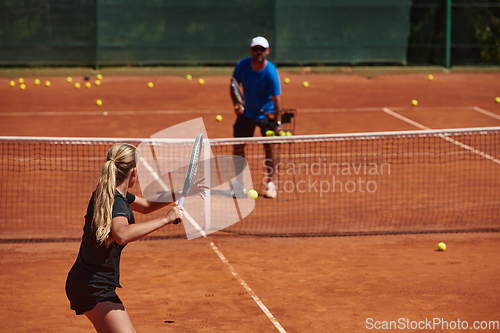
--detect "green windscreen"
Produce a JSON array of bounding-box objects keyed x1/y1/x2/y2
[
  {"x1": 0, "y1": 0, "x2": 95, "y2": 66},
  {"x1": 275, "y1": 0, "x2": 411, "y2": 65},
  {"x1": 15, "y1": 0, "x2": 500, "y2": 67},
  {"x1": 96, "y1": 0, "x2": 273, "y2": 66}
]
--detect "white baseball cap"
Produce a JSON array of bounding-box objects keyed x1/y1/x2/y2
[{"x1": 250, "y1": 36, "x2": 269, "y2": 48}]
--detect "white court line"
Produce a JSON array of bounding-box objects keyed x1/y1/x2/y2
[
  {"x1": 382, "y1": 108, "x2": 430, "y2": 130},
  {"x1": 473, "y1": 107, "x2": 500, "y2": 121},
  {"x1": 299, "y1": 106, "x2": 478, "y2": 113},
  {"x1": 209, "y1": 242, "x2": 288, "y2": 333},
  {"x1": 203, "y1": 227, "x2": 287, "y2": 331},
  {"x1": 299, "y1": 107, "x2": 381, "y2": 113},
  {"x1": 387, "y1": 106, "x2": 476, "y2": 112},
  {"x1": 382, "y1": 108, "x2": 500, "y2": 166},
  {"x1": 140, "y1": 156, "x2": 285, "y2": 332},
  {"x1": 0, "y1": 109, "x2": 232, "y2": 117},
  {"x1": 0, "y1": 106, "x2": 481, "y2": 117}
]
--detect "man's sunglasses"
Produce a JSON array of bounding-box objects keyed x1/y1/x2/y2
[{"x1": 251, "y1": 46, "x2": 267, "y2": 52}]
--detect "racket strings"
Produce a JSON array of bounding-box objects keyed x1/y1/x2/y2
[{"x1": 187, "y1": 135, "x2": 203, "y2": 187}]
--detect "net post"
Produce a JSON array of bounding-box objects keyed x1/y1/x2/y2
[
  {"x1": 445, "y1": 0, "x2": 452, "y2": 68},
  {"x1": 94, "y1": 0, "x2": 100, "y2": 70},
  {"x1": 204, "y1": 139, "x2": 211, "y2": 232}
]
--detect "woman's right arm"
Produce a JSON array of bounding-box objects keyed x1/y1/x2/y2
[{"x1": 110, "y1": 206, "x2": 183, "y2": 245}]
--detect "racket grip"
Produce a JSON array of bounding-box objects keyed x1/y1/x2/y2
[{"x1": 173, "y1": 197, "x2": 186, "y2": 225}]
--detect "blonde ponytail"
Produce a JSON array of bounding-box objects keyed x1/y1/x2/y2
[{"x1": 92, "y1": 143, "x2": 137, "y2": 245}]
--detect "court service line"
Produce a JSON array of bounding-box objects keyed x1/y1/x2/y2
[
  {"x1": 0, "y1": 106, "x2": 480, "y2": 117},
  {"x1": 382, "y1": 108, "x2": 430, "y2": 130},
  {"x1": 299, "y1": 106, "x2": 477, "y2": 113},
  {"x1": 473, "y1": 107, "x2": 500, "y2": 121},
  {"x1": 0, "y1": 109, "x2": 232, "y2": 117},
  {"x1": 382, "y1": 108, "x2": 500, "y2": 166},
  {"x1": 209, "y1": 242, "x2": 288, "y2": 333}
]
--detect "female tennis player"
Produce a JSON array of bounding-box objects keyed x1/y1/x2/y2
[{"x1": 66, "y1": 143, "x2": 207, "y2": 332}]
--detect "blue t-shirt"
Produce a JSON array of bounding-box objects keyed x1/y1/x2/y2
[{"x1": 233, "y1": 58, "x2": 281, "y2": 120}]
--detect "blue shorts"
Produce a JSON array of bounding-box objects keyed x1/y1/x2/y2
[{"x1": 233, "y1": 115, "x2": 276, "y2": 138}]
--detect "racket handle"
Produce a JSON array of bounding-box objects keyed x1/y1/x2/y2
[{"x1": 173, "y1": 197, "x2": 186, "y2": 225}]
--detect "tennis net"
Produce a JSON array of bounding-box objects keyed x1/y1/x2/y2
[{"x1": 1, "y1": 127, "x2": 499, "y2": 242}]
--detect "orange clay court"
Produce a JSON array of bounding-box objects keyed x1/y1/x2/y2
[{"x1": 0, "y1": 71, "x2": 500, "y2": 332}]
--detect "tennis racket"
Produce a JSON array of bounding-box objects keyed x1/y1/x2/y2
[
  {"x1": 174, "y1": 133, "x2": 203, "y2": 224},
  {"x1": 230, "y1": 77, "x2": 244, "y2": 105}
]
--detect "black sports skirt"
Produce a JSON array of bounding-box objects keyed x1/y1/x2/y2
[{"x1": 65, "y1": 265, "x2": 122, "y2": 315}]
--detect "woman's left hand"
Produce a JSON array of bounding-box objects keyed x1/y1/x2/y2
[{"x1": 186, "y1": 177, "x2": 209, "y2": 199}]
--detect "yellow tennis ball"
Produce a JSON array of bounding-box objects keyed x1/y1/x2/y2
[
  {"x1": 495, "y1": 97, "x2": 500, "y2": 103},
  {"x1": 95, "y1": 80, "x2": 101, "y2": 86},
  {"x1": 96, "y1": 74, "x2": 103, "y2": 80},
  {"x1": 147, "y1": 82, "x2": 154, "y2": 88},
  {"x1": 45, "y1": 80, "x2": 51, "y2": 87},
  {"x1": 74, "y1": 83, "x2": 81, "y2": 89},
  {"x1": 247, "y1": 190, "x2": 258, "y2": 199},
  {"x1": 284, "y1": 77, "x2": 290, "y2": 84},
  {"x1": 18, "y1": 78, "x2": 24, "y2": 84},
  {"x1": 278, "y1": 130, "x2": 286, "y2": 136},
  {"x1": 428, "y1": 74, "x2": 434, "y2": 81},
  {"x1": 9, "y1": 81, "x2": 15, "y2": 87},
  {"x1": 265, "y1": 130, "x2": 275, "y2": 136},
  {"x1": 85, "y1": 82, "x2": 91, "y2": 88},
  {"x1": 303, "y1": 81, "x2": 309, "y2": 87},
  {"x1": 66, "y1": 77, "x2": 73, "y2": 83},
  {"x1": 216, "y1": 115, "x2": 222, "y2": 121},
  {"x1": 411, "y1": 99, "x2": 418, "y2": 106},
  {"x1": 186, "y1": 74, "x2": 192, "y2": 81},
  {"x1": 20, "y1": 83, "x2": 26, "y2": 90},
  {"x1": 96, "y1": 99, "x2": 102, "y2": 106},
  {"x1": 437, "y1": 242, "x2": 446, "y2": 251},
  {"x1": 286, "y1": 131, "x2": 292, "y2": 136},
  {"x1": 198, "y1": 78, "x2": 205, "y2": 85},
  {"x1": 34, "y1": 79, "x2": 40, "y2": 85}
]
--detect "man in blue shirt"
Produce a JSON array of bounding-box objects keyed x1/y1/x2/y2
[{"x1": 230, "y1": 36, "x2": 282, "y2": 199}]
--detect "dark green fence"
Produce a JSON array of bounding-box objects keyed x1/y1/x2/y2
[
  {"x1": 0, "y1": 1, "x2": 95, "y2": 66},
  {"x1": 274, "y1": 0, "x2": 411, "y2": 65},
  {"x1": 96, "y1": 0, "x2": 275, "y2": 66},
  {"x1": 0, "y1": 0, "x2": 498, "y2": 67},
  {"x1": 408, "y1": 0, "x2": 500, "y2": 66}
]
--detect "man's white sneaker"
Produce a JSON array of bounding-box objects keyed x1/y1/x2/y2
[{"x1": 264, "y1": 182, "x2": 277, "y2": 199}]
